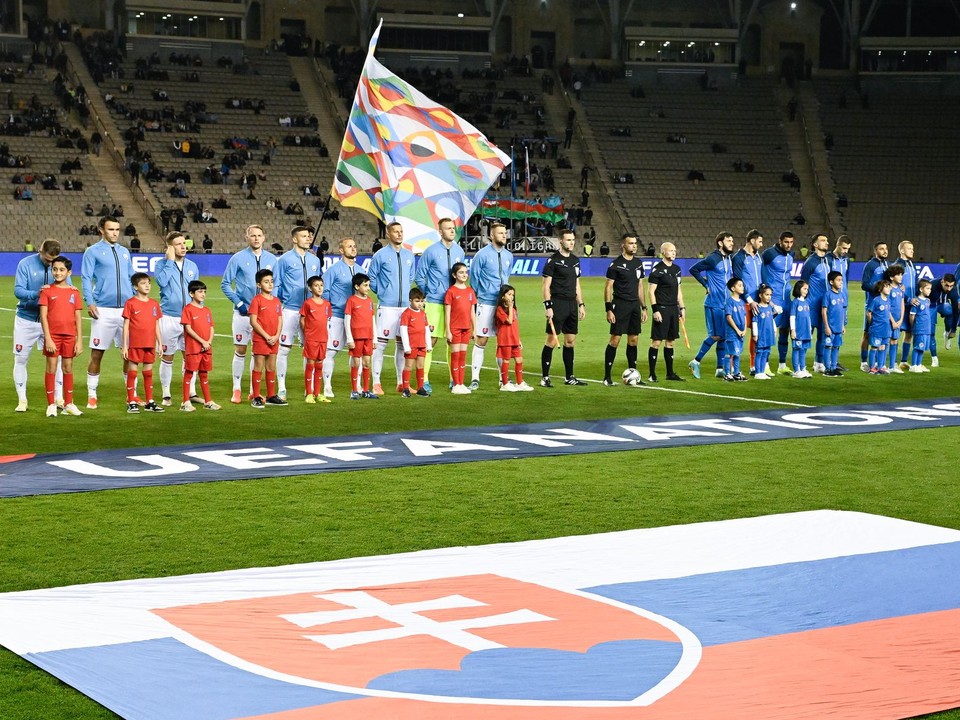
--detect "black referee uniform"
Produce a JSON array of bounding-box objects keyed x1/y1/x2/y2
[
  {"x1": 602, "y1": 254, "x2": 646, "y2": 383},
  {"x1": 648, "y1": 259, "x2": 685, "y2": 381},
  {"x1": 541, "y1": 250, "x2": 584, "y2": 385}
]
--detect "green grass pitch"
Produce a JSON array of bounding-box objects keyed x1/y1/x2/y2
[{"x1": 1, "y1": 274, "x2": 958, "y2": 720}]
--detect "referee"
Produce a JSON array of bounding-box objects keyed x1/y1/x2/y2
[
  {"x1": 602, "y1": 233, "x2": 648, "y2": 385},
  {"x1": 647, "y1": 242, "x2": 686, "y2": 382},
  {"x1": 541, "y1": 229, "x2": 586, "y2": 386}
]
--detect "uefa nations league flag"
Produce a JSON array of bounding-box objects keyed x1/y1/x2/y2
[
  {"x1": 3, "y1": 511, "x2": 960, "y2": 719},
  {"x1": 331, "y1": 20, "x2": 510, "y2": 253}
]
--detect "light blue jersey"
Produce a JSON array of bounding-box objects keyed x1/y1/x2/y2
[
  {"x1": 81, "y1": 239, "x2": 134, "y2": 309},
  {"x1": 753, "y1": 304, "x2": 777, "y2": 348},
  {"x1": 469, "y1": 243, "x2": 513, "y2": 305},
  {"x1": 220, "y1": 247, "x2": 274, "y2": 312},
  {"x1": 368, "y1": 245, "x2": 416, "y2": 308},
  {"x1": 15, "y1": 254, "x2": 72, "y2": 321},
  {"x1": 791, "y1": 298, "x2": 813, "y2": 341},
  {"x1": 154, "y1": 257, "x2": 200, "y2": 317},
  {"x1": 416, "y1": 240, "x2": 465, "y2": 304},
  {"x1": 322, "y1": 259, "x2": 359, "y2": 319},
  {"x1": 275, "y1": 249, "x2": 322, "y2": 311}
]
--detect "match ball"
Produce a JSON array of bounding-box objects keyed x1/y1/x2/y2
[{"x1": 622, "y1": 368, "x2": 642, "y2": 386}]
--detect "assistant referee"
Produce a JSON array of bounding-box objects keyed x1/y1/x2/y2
[{"x1": 541, "y1": 229, "x2": 586, "y2": 386}]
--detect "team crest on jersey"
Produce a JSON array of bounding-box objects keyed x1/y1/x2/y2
[
  {"x1": 332, "y1": 340, "x2": 340, "y2": 348},
  {"x1": 235, "y1": 334, "x2": 242, "y2": 342},
  {"x1": 483, "y1": 327, "x2": 490, "y2": 334},
  {"x1": 281, "y1": 334, "x2": 288, "y2": 343},
  {"x1": 151, "y1": 573, "x2": 687, "y2": 702},
  {"x1": 382, "y1": 329, "x2": 391, "y2": 337},
  {"x1": 69, "y1": 295, "x2": 76, "y2": 305}
]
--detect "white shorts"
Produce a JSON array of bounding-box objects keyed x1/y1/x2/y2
[
  {"x1": 280, "y1": 308, "x2": 303, "y2": 347},
  {"x1": 326, "y1": 317, "x2": 347, "y2": 354},
  {"x1": 89, "y1": 307, "x2": 124, "y2": 350},
  {"x1": 13, "y1": 316, "x2": 43, "y2": 356},
  {"x1": 475, "y1": 303, "x2": 497, "y2": 338},
  {"x1": 232, "y1": 311, "x2": 253, "y2": 346},
  {"x1": 159, "y1": 315, "x2": 184, "y2": 355},
  {"x1": 376, "y1": 305, "x2": 404, "y2": 343}
]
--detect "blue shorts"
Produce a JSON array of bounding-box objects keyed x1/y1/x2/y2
[
  {"x1": 869, "y1": 335, "x2": 889, "y2": 349},
  {"x1": 824, "y1": 333, "x2": 844, "y2": 348},
  {"x1": 705, "y1": 306, "x2": 726, "y2": 338},
  {"x1": 913, "y1": 334, "x2": 929, "y2": 352},
  {"x1": 889, "y1": 327, "x2": 901, "y2": 340},
  {"x1": 725, "y1": 336, "x2": 744, "y2": 357},
  {"x1": 792, "y1": 339, "x2": 811, "y2": 350}
]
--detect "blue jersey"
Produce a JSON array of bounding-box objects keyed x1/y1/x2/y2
[
  {"x1": 81, "y1": 239, "x2": 134, "y2": 309},
  {"x1": 888, "y1": 285, "x2": 905, "y2": 324},
  {"x1": 469, "y1": 243, "x2": 513, "y2": 305},
  {"x1": 15, "y1": 254, "x2": 72, "y2": 321},
  {"x1": 368, "y1": 245, "x2": 416, "y2": 308},
  {"x1": 800, "y1": 253, "x2": 831, "y2": 305},
  {"x1": 827, "y1": 251, "x2": 849, "y2": 306},
  {"x1": 791, "y1": 298, "x2": 813, "y2": 341},
  {"x1": 154, "y1": 257, "x2": 200, "y2": 317},
  {"x1": 322, "y1": 259, "x2": 359, "y2": 319},
  {"x1": 897, "y1": 259, "x2": 918, "y2": 301},
  {"x1": 761, "y1": 244, "x2": 795, "y2": 309},
  {"x1": 823, "y1": 290, "x2": 846, "y2": 335},
  {"x1": 928, "y1": 278, "x2": 957, "y2": 327},
  {"x1": 753, "y1": 304, "x2": 777, "y2": 348},
  {"x1": 221, "y1": 247, "x2": 274, "y2": 310},
  {"x1": 911, "y1": 297, "x2": 932, "y2": 336},
  {"x1": 868, "y1": 295, "x2": 892, "y2": 339},
  {"x1": 689, "y1": 250, "x2": 733, "y2": 309},
  {"x1": 861, "y1": 257, "x2": 889, "y2": 297},
  {"x1": 415, "y1": 240, "x2": 465, "y2": 304},
  {"x1": 724, "y1": 296, "x2": 746, "y2": 342},
  {"x1": 731, "y1": 249, "x2": 762, "y2": 304},
  {"x1": 275, "y1": 249, "x2": 322, "y2": 311}
]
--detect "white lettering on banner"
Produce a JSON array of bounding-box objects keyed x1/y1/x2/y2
[
  {"x1": 732, "y1": 416, "x2": 822, "y2": 430},
  {"x1": 780, "y1": 412, "x2": 892, "y2": 426},
  {"x1": 510, "y1": 259, "x2": 543, "y2": 276},
  {"x1": 284, "y1": 591, "x2": 553, "y2": 652},
  {"x1": 401, "y1": 439, "x2": 515, "y2": 457},
  {"x1": 50, "y1": 454, "x2": 198, "y2": 477},
  {"x1": 286, "y1": 441, "x2": 391, "y2": 462},
  {"x1": 932, "y1": 403, "x2": 960, "y2": 412},
  {"x1": 668, "y1": 419, "x2": 766, "y2": 435},
  {"x1": 483, "y1": 428, "x2": 632, "y2": 448},
  {"x1": 879, "y1": 407, "x2": 960, "y2": 422},
  {"x1": 184, "y1": 448, "x2": 324, "y2": 470},
  {"x1": 131, "y1": 256, "x2": 162, "y2": 274},
  {"x1": 618, "y1": 424, "x2": 728, "y2": 441}
]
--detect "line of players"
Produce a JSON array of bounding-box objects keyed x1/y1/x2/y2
[
  {"x1": 685, "y1": 230, "x2": 958, "y2": 380},
  {"x1": 14, "y1": 218, "x2": 960, "y2": 413}
]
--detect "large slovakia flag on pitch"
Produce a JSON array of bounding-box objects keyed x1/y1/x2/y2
[{"x1": 2, "y1": 511, "x2": 960, "y2": 719}]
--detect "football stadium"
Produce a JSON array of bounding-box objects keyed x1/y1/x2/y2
[{"x1": 2, "y1": 1, "x2": 960, "y2": 718}]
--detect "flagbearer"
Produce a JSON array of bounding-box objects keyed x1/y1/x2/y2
[
  {"x1": 368, "y1": 222, "x2": 416, "y2": 395},
  {"x1": 414, "y1": 218, "x2": 465, "y2": 394}
]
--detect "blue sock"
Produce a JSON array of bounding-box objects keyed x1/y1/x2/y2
[
  {"x1": 778, "y1": 331, "x2": 789, "y2": 363},
  {"x1": 792, "y1": 348, "x2": 800, "y2": 372},
  {"x1": 715, "y1": 340, "x2": 726, "y2": 372},
  {"x1": 931, "y1": 335, "x2": 938, "y2": 356},
  {"x1": 831, "y1": 346, "x2": 841, "y2": 370},
  {"x1": 800, "y1": 349, "x2": 808, "y2": 369},
  {"x1": 912, "y1": 348, "x2": 923, "y2": 366},
  {"x1": 695, "y1": 337, "x2": 715, "y2": 362},
  {"x1": 861, "y1": 346, "x2": 868, "y2": 363},
  {"x1": 868, "y1": 348, "x2": 876, "y2": 368},
  {"x1": 733, "y1": 355, "x2": 741, "y2": 375},
  {"x1": 887, "y1": 344, "x2": 897, "y2": 369},
  {"x1": 901, "y1": 341, "x2": 911, "y2": 363},
  {"x1": 815, "y1": 333, "x2": 824, "y2": 364}
]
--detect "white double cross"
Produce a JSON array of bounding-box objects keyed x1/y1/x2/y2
[{"x1": 282, "y1": 591, "x2": 554, "y2": 652}]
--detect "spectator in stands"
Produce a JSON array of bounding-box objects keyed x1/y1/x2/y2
[
  {"x1": 371, "y1": 237, "x2": 383, "y2": 254},
  {"x1": 646, "y1": 242, "x2": 656, "y2": 257},
  {"x1": 599, "y1": 240, "x2": 609, "y2": 257},
  {"x1": 97, "y1": 203, "x2": 109, "y2": 215},
  {"x1": 688, "y1": 169, "x2": 706, "y2": 184},
  {"x1": 583, "y1": 239, "x2": 594, "y2": 257},
  {"x1": 202, "y1": 235, "x2": 213, "y2": 253},
  {"x1": 124, "y1": 223, "x2": 137, "y2": 237},
  {"x1": 130, "y1": 236, "x2": 141, "y2": 252}
]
